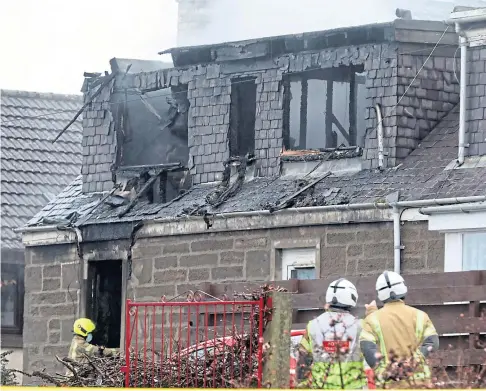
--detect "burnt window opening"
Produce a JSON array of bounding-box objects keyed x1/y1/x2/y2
[
  {"x1": 114, "y1": 163, "x2": 190, "y2": 218},
  {"x1": 86, "y1": 259, "x2": 122, "y2": 349},
  {"x1": 113, "y1": 83, "x2": 190, "y2": 203},
  {"x1": 229, "y1": 77, "x2": 257, "y2": 157},
  {"x1": 117, "y1": 85, "x2": 189, "y2": 167},
  {"x1": 283, "y1": 66, "x2": 366, "y2": 150}
]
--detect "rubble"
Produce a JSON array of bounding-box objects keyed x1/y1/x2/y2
[{"x1": 27, "y1": 284, "x2": 286, "y2": 388}]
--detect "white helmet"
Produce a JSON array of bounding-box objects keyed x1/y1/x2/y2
[
  {"x1": 376, "y1": 271, "x2": 408, "y2": 302},
  {"x1": 325, "y1": 278, "x2": 358, "y2": 308}
]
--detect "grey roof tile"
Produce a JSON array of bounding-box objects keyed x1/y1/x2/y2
[
  {"x1": 26, "y1": 105, "x2": 486, "y2": 229},
  {"x1": 1, "y1": 89, "x2": 83, "y2": 248}
]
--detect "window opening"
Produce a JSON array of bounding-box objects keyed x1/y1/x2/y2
[
  {"x1": 284, "y1": 66, "x2": 366, "y2": 150},
  {"x1": 289, "y1": 266, "x2": 316, "y2": 280},
  {"x1": 117, "y1": 86, "x2": 189, "y2": 167},
  {"x1": 0, "y1": 263, "x2": 23, "y2": 334},
  {"x1": 87, "y1": 260, "x2": 122, "y2": 348},
  {"x1": 462, "y1": 232, "x2": 486, "y2": 271},
  {"x1": 281, "y1": 247, "x2": 317, "y2": 280},
  {"x1": 229, "y1": 77, "x2": 257, "y2": 157},
  {"x1": 113, "y1": 84, "x2": 190, "y2": 205}
]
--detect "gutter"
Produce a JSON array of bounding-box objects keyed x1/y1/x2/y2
[
  {"x1": 19, "y1": 196, "x2": 486, "y2": 230},
  {"x1": 19, "y1": 196, "x2": 486, "y2": 275},
  {"x1": 14, "y1": 224, "x2": 64, "y2": 234},
  {"x1": 420, "y1": 201, "x2": 486, "y2": 215}
]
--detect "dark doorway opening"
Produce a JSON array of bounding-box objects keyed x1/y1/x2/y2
[
  {"x1": 229, "y1": 77, "x2": 257, "y2": 157},
  {"x1": 87, "y1": 260, "x2": 122, "y2": 348}
]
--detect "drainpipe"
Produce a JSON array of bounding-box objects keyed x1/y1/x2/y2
[
  {"x1": 392, "y1": 206, "x2": 402, "y2": 274},
  {"x1": 457, "y1": 23, "x2": 468, "y2": 166},
  {"x1": 375, "y1": 104, "x2": 385, "y2": 170}
]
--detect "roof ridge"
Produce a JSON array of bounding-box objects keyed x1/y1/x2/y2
[{"x1": 1, "y1": 89, "x2": 83, "y2": 102}]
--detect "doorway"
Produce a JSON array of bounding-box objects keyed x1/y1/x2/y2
[{"x1": 86, "y1": 260, "x2": 122, "y2": 348}]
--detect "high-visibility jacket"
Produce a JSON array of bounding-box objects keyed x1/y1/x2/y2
[
  {"x1": 359, "y1": 300, "x2": 438, "y2": 387},
  {"x1": 299, "y1": 310, "x2": 367, "y2": 389},
  {"x1": 68, "y1": 335, "x2": 119, "y2": 364}
]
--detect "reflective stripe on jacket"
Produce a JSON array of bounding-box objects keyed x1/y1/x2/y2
[
  {"x1": 360, "y1": 301, "x2": 437, "y2": 386},
  {"x1": 300, "y1": 310, "x2": 366, "y2": 389}
]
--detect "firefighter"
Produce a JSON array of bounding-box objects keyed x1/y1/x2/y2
[
  {"x1": 68, "y1": 318, "x2": 119, "y2": 364},
  {"x1": 359, "y1": 271, "x2": 439, "y2": 388},
  {"x1": 297, "y1": 278, "x2": 367, "y2": 389}
]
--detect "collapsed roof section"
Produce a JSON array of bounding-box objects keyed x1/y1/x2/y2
[
  {"x1": 26, "y1": 106, "x2": 486, "y2": 232},
  {"x1": 160, "y1": 19, "x2": 456, "y2": 67}
]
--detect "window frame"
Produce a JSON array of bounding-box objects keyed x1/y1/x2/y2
[
  {"x1": 1, "y1": 263, "x2": 24, "y2": 338},
  {"x1": 444, "y1": 230, "x2": 486, "y2": 272},
  {"x1": 282, "y1": 66, "x2": 366, "y2": 150},
  {"x1": 270, "y1": 238, "x2": 320, "y2": 281}
]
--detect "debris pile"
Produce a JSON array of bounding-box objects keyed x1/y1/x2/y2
[{"x1": 28, "y1": 284, "x2": 286, "y2": 388}]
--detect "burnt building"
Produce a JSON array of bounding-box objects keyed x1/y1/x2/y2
[{"x1": 20, "y1": 16, "x2": 486, "y2": 378}]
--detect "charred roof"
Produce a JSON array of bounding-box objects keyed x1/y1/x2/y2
[{"x1": 160, "y1": 19, "x2": 455, "y2": 67}]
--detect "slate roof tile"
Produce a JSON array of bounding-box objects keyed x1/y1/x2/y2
[
  {"x1": 26, "y1": 105, "x2": 486, "y2": 229},
  {"x1": 1, "y1": 89, "x2": 83, "y2": 248}
]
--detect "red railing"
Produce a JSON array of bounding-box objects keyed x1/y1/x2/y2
[{"x1": 122, "y1": 293, "x2": 264, "y2": 388}]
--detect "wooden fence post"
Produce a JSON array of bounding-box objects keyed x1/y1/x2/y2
[{"x1": 262, "y1": 291, "x2": 292, "y2": 388}]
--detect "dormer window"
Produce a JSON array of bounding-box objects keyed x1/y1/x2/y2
[{"x1": 283, "y1": 65, "x2": 367, "y2": 150}]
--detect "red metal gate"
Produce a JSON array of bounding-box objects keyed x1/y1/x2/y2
[{"x1": 121, "y1": 292, "x2": 264, "y2": 388}]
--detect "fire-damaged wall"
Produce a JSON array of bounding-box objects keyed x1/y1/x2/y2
[
  {"x1": 21, "y1": 220, "x2": 443, "y2": 381},
  {"x1": 80, "y1": 21, "x2": 460, "y2": 191}
]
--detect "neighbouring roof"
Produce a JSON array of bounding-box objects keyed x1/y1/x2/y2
[
  {"x1": 1, "y1": 89, "x2": 83, "y2": 248},
  {"x1": 26, "y1": 104, "x2": 486, "y2": 230}
]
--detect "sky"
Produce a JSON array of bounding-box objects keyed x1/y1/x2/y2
[
  {"x1": 2, "y1": 0, "x2": 485, "y2": 95},
  {"x1": 0, "y1": 0, "x2": 178, "y2": 94}
]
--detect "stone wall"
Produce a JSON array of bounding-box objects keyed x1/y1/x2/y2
[
  {"x1": 22, "y1": 220, "x2": 444, "y2": 378},
  {"x1": 467, "y1": 46, "x2": 486, "y2": 156},
  {"x1": 23, "y1": 244, "x2": 80, "y2": 381},
  {"x1": 128, "y1": 221, "x2": 444, "y2": 300}
]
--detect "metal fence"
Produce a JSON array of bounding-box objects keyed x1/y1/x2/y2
[{"x1": 122, "y1": 293, "x2": 264, "y2": 388}]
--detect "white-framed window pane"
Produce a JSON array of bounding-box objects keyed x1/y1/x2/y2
[
  {"x1": 290, "y1": 267, "x2": 316, "y2": 280},
  {"x1": 281, "y1": 247, "x2": 316, "y2": 280},
  {"x1": 462, "y1": 232, "x2": 486, "y2": 270}
]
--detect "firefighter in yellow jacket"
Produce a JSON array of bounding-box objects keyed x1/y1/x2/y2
[
  {"x1": 359, "y1": 271, "x2": 439, "y2": 388},
  {"x1": 297, "y1": 278, "x2": 367, "y2": 389},
  {"x1": 68, "y1": 318, "x2": 119, "y2": 364}
]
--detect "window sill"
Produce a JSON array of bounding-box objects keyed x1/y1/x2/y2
[
  {"x1": 280, "y1": 146, "x2": 362, "y2": 161},
  {"x1": 1, "y1": 332, "x2": 23, "y2": 348}
]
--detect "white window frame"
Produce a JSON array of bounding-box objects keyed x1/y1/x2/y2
[
  {"x1": 428, "y1": 209, "x2": 486, "y2": 272},
  {"x1": 282, "y1": 249, "x2": 317, "y2": 280},
  {"x1": 270, "y1": 238, "x2": 320, "y2": 281},
  {"x1": 444, "y1": 230, "x2": 486, "y2": 272}
]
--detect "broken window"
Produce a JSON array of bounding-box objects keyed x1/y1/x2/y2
[
  {"x1": 283, "y1": 66, "x2": 366, "y2": 150},
  {"x1": 112, "y1": 84, "x2": 191, "y2": 203},
  {"x1": 117, "y1": 86, "x2": 189, "y2": 167},
  {"x1": 229, "y1": 77, "x2": 257, "y2": 157},
  {"x1": 87, "y1": 260, "x2": 122, "y2": 349}
]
